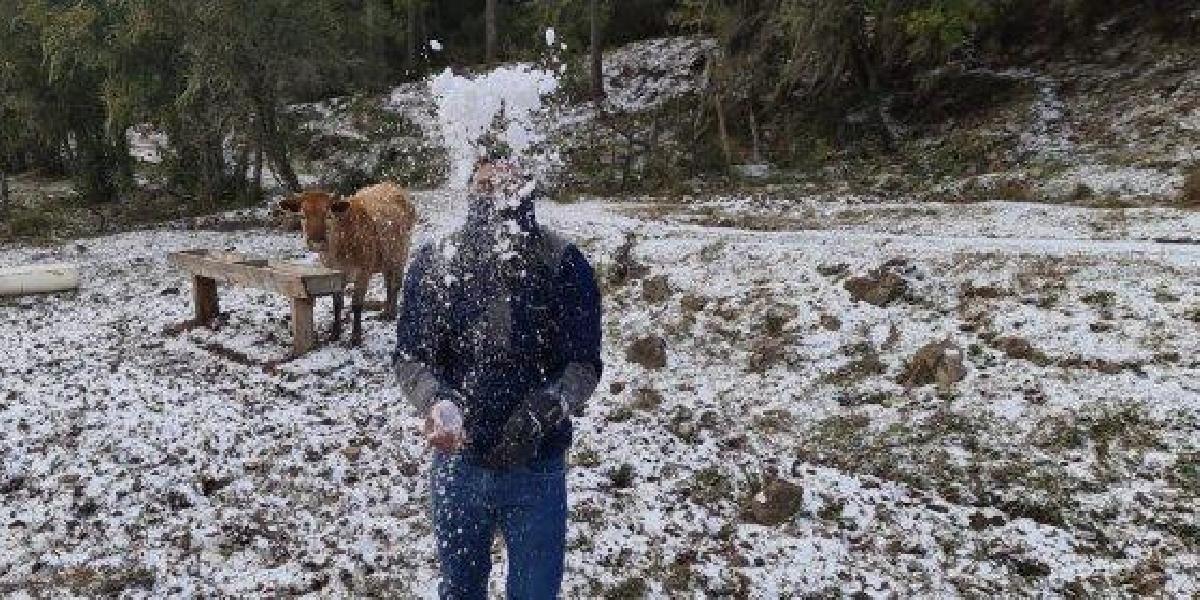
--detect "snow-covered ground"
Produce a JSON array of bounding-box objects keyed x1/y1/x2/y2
[
  {"x1": 7, "y1": 28, "x2": 1200, "y2": 599},
  {"x1": 1, "y1": 194, "x2": 1197, "y2": 597},
  {"x1": 655, "y1": 194, "x2": 1200, "y2": 242}
]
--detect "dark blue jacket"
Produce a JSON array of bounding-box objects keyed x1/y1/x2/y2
[{"x1": 393, "y1": 190, "x2": 603, "y2": 465}]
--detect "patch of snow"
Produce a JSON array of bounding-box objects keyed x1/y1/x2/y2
[{"x1": 126, "y1": 125, "x2": 168, "y2": 164}]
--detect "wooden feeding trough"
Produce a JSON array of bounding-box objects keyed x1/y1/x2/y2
[{"x1": 168, "y1": 249, "x2": 345, "y2": 356}]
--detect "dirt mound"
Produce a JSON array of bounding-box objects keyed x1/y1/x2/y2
[
  {"x1": 606, "y1": 233, "x2": 650, "y2": 291},
  {"x1": 994, "y1": 336, "x2": 1051, "y2": 366},
  {"x1": 741, "y1": 477, "x2": 804, "y2": 526},
  {"x1": 845, "y1": 263, "x2": 909, "y2": 307},
  {"x1": 898, "y1": 339, "x2": 967, "y2": 388},
  {"x1": 642, "y1": 274, "x2": 672, "y2": 304},
  {"x1": 626, "y1": 335, "x2": 668, "y2": 370}
]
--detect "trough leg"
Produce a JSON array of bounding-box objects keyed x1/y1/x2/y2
[
  {"x1": 193, "y1": 276, "x2": 219, "y2": 325},
  {"x1": 331, "y1": 292, "x2": 344, "y2": 341},
  {"x1": 292, "y1": 297, "x2": 316, "y2": 355}
]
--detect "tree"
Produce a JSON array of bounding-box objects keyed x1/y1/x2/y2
[
  {"x1": 135, "y1": 0, "x2": 349, "y2": 199},
  {"x1": 0, "y1": 3, "x2": 33, "y2": 216},
  {"x1": 407, "y1": 0, "x2": 420, "y2": 71},
  {"x1": 486, "y1": 0, "x2": 498, "y2": 62},
  {"x1": 25, "y1": 0, "x2": 135, "y2": 203},
  {"x1": 590, "y1": 0, "x2": 605, "y2": 101}
]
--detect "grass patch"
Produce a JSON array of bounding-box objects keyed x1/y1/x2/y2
[
  {"x1": 1080, "y1": 290, "x2": 1117, "y2": 308},
  {"x1": 609, "y1": 463, "x2": 635, "y2": 489},
  {"x1": 822, "y1": 342, "x2": 887, "y2": 385},
  {"x1": 605, "y1": 577, "x2": 648, "y2": 599},
  {"x1": 1185, "y1": 306, "x2": 1200, "y2": 323},
  {"x1": 684, "y1": 466, "x2": 734, "y2": 505},
  {"x1": 1, "y1": 179, "x2": 267, "y2": 244},
  {"x1": 992, "y1": 177, "x2": 1037, "y2": 202},
  {"x1": 1087, "y1": 404, "x2": 1160, "y2": 464},
  {"x1": 1032, "y1": 403, "x2": 1161, "y2": 469},
  {"x1": 1167, "y1": 452, "x2": 1198, "y2": 495},
  {"x1": 4, "y1": 207, "x2": 74, "y2": 240},
  {"x1": 1181, "y1": 164, "x2": 1200, "y2": 208},
  {"x1": 796, "y1": 409, "x2": 1083, "y2": 526}
]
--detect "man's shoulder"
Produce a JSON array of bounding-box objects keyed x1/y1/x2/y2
[
  {"x1": 540, "y1": 228, "x2": 597, "y2": 274},
  {"x1": 538, "y1": 229, "x2": 572, "y2": 270},
  {"x1": 537, "y1": 229, "x2": 597, "y2": 282}
]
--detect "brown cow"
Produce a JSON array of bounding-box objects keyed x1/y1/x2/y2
[{"x1": 280, "y1": 182, "x2": 417, "y2": 345}]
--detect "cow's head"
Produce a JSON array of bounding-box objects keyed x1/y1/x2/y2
[{"x1": 279, "y1": 191, "x2": 350, "y2": 252}]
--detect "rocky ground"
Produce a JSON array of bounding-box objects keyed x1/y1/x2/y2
[{"x1": 1, "y1": 190, "x2": 1197, "y2": 598}]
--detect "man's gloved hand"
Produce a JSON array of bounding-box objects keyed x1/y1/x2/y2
[
  {"x1": 424, "y1": 391, "x2": 466, "y2": 453},
  {"x1": 482, "y1": 386, "x2": 568, "y2": 470}
]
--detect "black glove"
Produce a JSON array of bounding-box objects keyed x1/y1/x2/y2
[{"x1": 482, "y1": 386, "x2": 567, "y2": 470}]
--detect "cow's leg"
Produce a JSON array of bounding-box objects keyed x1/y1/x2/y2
[
  {"x1": 330, "y1": 290, "x2": 344, "y2": 340},
  {"x1": 383, "y1": 269, "x2": 399, "y2": 321},
  {"x1": 350, "y1": 271, "x2": 370, "y2": 346}
]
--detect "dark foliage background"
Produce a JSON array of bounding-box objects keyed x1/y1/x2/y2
[{"x1": 1, "y1": 0, "x2": 1195, "y2": 207}]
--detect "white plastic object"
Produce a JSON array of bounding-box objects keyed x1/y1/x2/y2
[{"x1": 0, "y1": 263, "x2": 80, "y2": 297}]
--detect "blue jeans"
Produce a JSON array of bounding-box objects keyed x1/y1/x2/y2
[{"x1": 431, "y1": 452, "x2": 568, "y2": 600}]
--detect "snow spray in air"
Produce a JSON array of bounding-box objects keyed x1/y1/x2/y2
[{"x1": 428, "y1": 61, "x2": 561, "y2": 191}]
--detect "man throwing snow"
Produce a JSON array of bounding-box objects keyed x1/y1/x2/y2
[{"x1": 393, "y1": 159, "x2": 603, "y2": 599}]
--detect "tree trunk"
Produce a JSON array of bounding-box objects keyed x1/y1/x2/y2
[
  {"x1": 749, "y1": 106, "x2": 762, "y2": 163},
  {"x1": 590, "y1": 0, "x2": 605, "y2": 101},
  {"x1": 267, "y1": 141, "x2": 301, "y2": 193},
  {"x1": 0, "y1": 170, "x2": 8, "y2": 218},
  {"x1": 199, "y1": 133, "x2": 225, "y2": 209},
  {"x1": 406, "y1": 0, "x2": 418, "y2": 72},
  {"x1": 233, "y1": 141, "x2": 252, "y2": 203},
  {"x1": 252, "y1": 145, "x2": 264, "y2": 200},
  {"x1": 485, "y1": 0, "x2": 498, "y2": 63},
  {"x1": 74, "y1": 128, "x2": 123, "y2": 204},
  {"x1": 713, "y1": 87, "x2": 733, "y2": 166},
  {"x1": 257, "y1": 98, "x2": 301, "y2": 192},
  {"x1": 850, "y1": 41, "x2": 896, "y2": 152}
]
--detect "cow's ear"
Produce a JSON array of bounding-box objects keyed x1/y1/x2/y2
[
  {"x1": 329, "y1": 198, "x2": 351, "y2": 214},
  {"x1": 279, "y1": 196, "x2": 301, "y2": 212}
]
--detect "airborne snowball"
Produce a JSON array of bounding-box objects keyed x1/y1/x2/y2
[
  {"x1": 429, "y1": 39, "x2": 442, "y2": 52},
  {"x1": 545, "y1": 28, "x2": 556, "y2": 47},
  {"x1": 429, "y1": 65, "x2": 560, "y2": 189}
]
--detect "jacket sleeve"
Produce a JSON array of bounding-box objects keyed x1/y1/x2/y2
[
  {"x1": 393, "y1": 244, "x2": 453, "y2": 415},
  {"x1": 552, "y1": 245, "x2": 603, "y2": 415}
]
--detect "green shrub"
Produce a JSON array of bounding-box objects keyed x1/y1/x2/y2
[
  {"x1": 6, "y1": 208, "x2": 66, "y2": 239},
  {"x1": 994, "y1": 177, "x2": 1036, "y2": 202}
]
